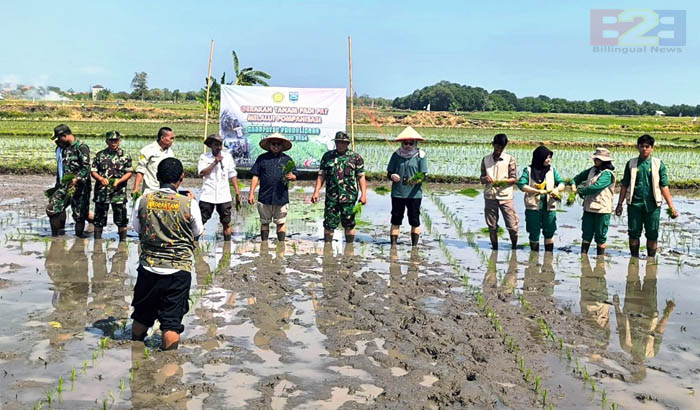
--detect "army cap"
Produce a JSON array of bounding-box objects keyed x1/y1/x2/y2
[
  {"x1": 106, "y1": 130, "x2": 122, "y2": 140},
  {"x1": 334, "y1": 131, "x2": 350, "y2": 142},
  {"x1": 52, "y1": 124, "x2": 72, "y2": 140}
]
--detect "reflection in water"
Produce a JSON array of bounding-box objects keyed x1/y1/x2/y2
[
  {"x1": 194, "y1": 241, "x2": 232, "y2": 351},
  {"x1": 389, "y1": 247, "x2": 420, "y2": 288},
  {"x1": 579, "y1": 255, "x2": 610, "y2": 349},
  {"x1": 130, "y1": 343, "x2": 186, "y2": 409},
  {"x1": 523, "y1": 251, "x2": 555, "y2": 296},
  {"x1": 90, "y1": 241, "x2": 130, "y2": 337},
  {"x1": 45, "y1": 238, "x2": 89, "y2": 347},
  {"x1": 312, "y1": 242, "x2": 355, "y2": 334},
  {"x1": 248, "y1": 241, "x2": 292, "y2": 351},
  {"x1": 483, "y1": 250, "x2": 517, "y2": 297},
  {"x1": 613, "y1": 259, "x2": 675, "y2": 380}
]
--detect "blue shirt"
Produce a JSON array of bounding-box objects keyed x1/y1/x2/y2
[
  {"x1": 250, "y1": 152, "x2": 298, "y2": 205},
  {"x1": 56, "y1": 147, "x2": 64, "y2": 179}
]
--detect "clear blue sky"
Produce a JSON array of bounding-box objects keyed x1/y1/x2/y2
[{"x1": 1, "y1": 0, "x2": 697, "y2": 105}]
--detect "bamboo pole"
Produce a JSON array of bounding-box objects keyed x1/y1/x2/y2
[
  {"x1": 203, "y1": 40, "x2": 214, "y2": 153},
  {"x1": 348, "y1": 36, "x2": 355, "y2": 150}
]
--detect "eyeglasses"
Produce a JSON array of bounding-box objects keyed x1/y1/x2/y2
[
  {"x1": 270, "y1": 141, "x2": 282, "y2": 146},
  {"x1": 402, "y1": 141, "x2": 415, "y2": 146}
]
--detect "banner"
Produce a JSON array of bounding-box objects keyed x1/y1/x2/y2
[{"x1": 220, "y1": 85, "x2": 346, "y2": 169}]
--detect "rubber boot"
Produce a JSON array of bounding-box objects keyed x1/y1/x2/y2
[
  {"x1": 223, "y1": 233, "x2": 232, "y2": 241},
  {"x1": 630, "y1": 243, "x2": 640, "y2": 258},
  {"x1": 489, "y1": 231, "x2": 498, "y2": 250},
  {"x1": 345, "y1": 234, "x2": 355, "y2": 243},
  {"x1": 324, "y1": 233, "x2": 333, "y2": 242},
  {"x1": 93, "y1": 227, "x2": 103, "y2": 240},
  {"x1": 647, "y1": 242, "x2": 657, "y2": 258},
  {"x1": 49, "y1": 215, "x2": 63, "y2": 237},
  {"x1": 261, "y1": 229, "x2": 269, "y2": 241},
  {"x1": 75, "y1": 221, "x2": 85, "y2": 238},
  {"x1": 57, "y1": 212, "x2": 67, "y2": 235},
  {"x1": 581, "y1": 241, "x2": 591, "y2": 254},
  {"x1": 411, "y1": 233, "x2": 419, "y2": 247},
  {"x1": 509, "y1": 232, "x2": 518, "y2": 250},
  {"x1": 390, "y1": 235, "x2": 398, "y2": 246},
  {"x1": 596, "y1": 246, "x2": 605, "y2": 256},
  {"x1": 277, "y1": 231, "x2": 286, "y2": 242},
  {"x1": 544, "y1": 243, "x2": 554, "y2": 252},
  {"x1": 529, "y1": 242, "x2": 539, "y2": 252},
  {"x1": 118, "y1": 227, "x2": 127, "y2": 241}
]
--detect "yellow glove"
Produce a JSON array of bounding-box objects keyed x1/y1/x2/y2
[{"x1": 534, "y1": 181, "x2": 546, "y2": 190}]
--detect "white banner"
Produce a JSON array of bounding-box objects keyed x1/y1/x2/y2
[{"x1": 220, "y1": 85, "x2": 346, "y2": 169}]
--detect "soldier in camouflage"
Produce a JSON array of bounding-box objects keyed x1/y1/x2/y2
[
  {"x1": 91, "y1": 131, "x2": 133, "y2": 240},
  {"x1": 311, "y1": 131, "x2": 367, "y2": 242},
  {"x1": 47, "y1": 124, "x2": 92, "y2": 237}
]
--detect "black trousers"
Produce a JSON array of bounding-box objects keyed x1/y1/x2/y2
[{"x1": 391, "y1": 197, "x2": 422, "y2": 227}]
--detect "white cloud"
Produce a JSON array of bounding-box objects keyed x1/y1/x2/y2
[{"x1": 80, "y1": 66, "x2": 106, "y2": 75}]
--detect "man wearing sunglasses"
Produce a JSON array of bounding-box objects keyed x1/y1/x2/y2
[
  {"x1": 312, "y1": 131, "x2": 367, "y2": 242},
  {"x1": 248, "y1": 133, "x2": 297, "y2": 241}
]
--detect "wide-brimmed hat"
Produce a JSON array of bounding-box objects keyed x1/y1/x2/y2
[
  {"x1": 105, "y1": 130, "x2": 121, "y2": 141},
  {"x1": 334, "y1": 131, "x2": 350, "y2": 142},
  {"x1": 259, "y1": 133, "x2": 292, "y2": 151},
  {"x1": 52, "y1": 124, "x2": 71, "y2": 140},
  {"x1": 204, "y1": 133, "x2": 224, "y2": 147},
  {"x1": 591, "y1": 147, "x2": 613, "y2": 162},
  {"x1": 395, "y1": 126, "x2": 425, "y2": 142}
]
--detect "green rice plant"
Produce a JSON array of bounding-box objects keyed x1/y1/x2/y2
[
  {"x1": 102, "y1": 398, "x2": 108, "y2": 410},
  {"x1": 558, "y1": 337, "x2": 563, "y2": 350},
  {"x1": 601, "y1": 390, "x2": 607, "y2": 403},
  {"x1": 100, "y1": 337, "x2": 108, "y2": 350},
  {"x1": 144, "y1": 347, "x2": 150, "y2": 360},
  {"x1": 541, "y1": 389, "x2": 548, "y2": 405},
  {"x1": 610, "y1": 402, "x2": 618, "y2": 410},
  {"x1": 120, "y1": 378, "x2": 126, "y2": 392},
  {"x1": 129, "y1": 368, "x2": 134, "y2": 382},
  {"x1": 525, "y1": 368, "x2": 531, "y2": 382},
  {"x1": 281, "y1": 159, "x2": 296, "y2": 186},
  {"x1": 131, "y1": 191, "x2": 142, "y2": 202},
  {"x1": 491, "y1": 180, "x2": 509, "y2": 188},
  {"x1": 566, "y1": 191, "x2": 576, "y2": 206},
  {"x1": 44, "y1": 173, "x2": 76, "y2": 197},
  {"x1": 535, "y1": 375, "x2": 541, "y2": 393},
  {"x1": 45, "y1": 389, "x2": 54, "y2": 406},
  {"x1": 92, "y1": 351, "x2": 98, "y2": 362},
  {"x1": 33, "y1": 401, "x2": 43, "y2": 410},
  {"x1": 82, "y1": 360, "x2": 88, "y2": 373},
  {"x1": 582, "y1": 366, "x2": 589, "y2": 381},
  {"x1": 374, "y1": 186, "x2": 390, "y2": 195},
  {"x1": 666, "y1": 207, "x2": 677, "y2": 219},
  {"x1": 566, "y1": 347, "x2": 572, "y2": 361},
  {"x1": 519, "y1": 357, "x2": 525, "y2": 372},
  {"x1": 590, "y1": 379, "x2": 596, "y2": 392},
  {"x1": 408, "y1": 171, "x2": 426, "y2": 184},
  {"x1": 70, "y1": 366, "x2": 76, "y2": 382},
  {"x1": 457, "y1": 188, "x2": 480, "y2": 198},
  {"x1": 57, "y1": 376, "x2": 64, "y2": 393},
  {"x1": 352, "y1": 202, "x2": 363, "y2": 217}
]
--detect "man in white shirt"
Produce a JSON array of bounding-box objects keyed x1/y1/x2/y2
[
  {"x1": 132, "y1": 127, "x2": 175, "y2": 196},
  {"x1": 130, "y1": 157, "x2": 203, "y2": 350},
  {"x1": 198, "y1": 134, "x2": 241, "y2": 241}
]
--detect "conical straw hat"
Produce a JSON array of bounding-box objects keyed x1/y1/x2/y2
[{"x1": 395, "y1": 126, "x2": 425, "y2": 141}]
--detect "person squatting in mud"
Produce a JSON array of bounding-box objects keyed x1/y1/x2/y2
[
  {"x1": 571, "y1": 147, "x2": 616, "y2": 255},
  {"x1": 311, "y1": 131, "x2": 368, "y2": 243},
  {"x1": 198, "y1": 133, "x2": 241, "y2": 242},
  {"x1": 616, "y1": 134, "x2": 678, "y2": 258},
  {"x1": 517, "y1": 145, "x2": 566, "y2": 252},
  {"x1": 130, "y1": 157, "x2": 203, "y2": 350},
  {"x1": 46, "y1": 124, "x2": 92, "y2": 237},
  {"x1": 480, "y1": 133, "x2": 519, "y2": 250},
  {"x1": 90, "y1": 130, "x2": 133, "y2": 241},
  {"x1": 248, "y1": 133, "x2": 297, "y2": 242},
  {"x1": 387, "y1": 126, "x2": 428, "y2": 247}
]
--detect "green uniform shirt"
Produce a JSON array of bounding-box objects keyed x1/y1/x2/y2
[
  {"x1": 517, "y1": 167, "x2": 565, "y2": 210},
  {"x1": 319, "y1": 149, "x2": 365, "y2": 203},
  {"x1": 387, "y1": 151, "x2": 428, "y2": 199},
  {"x1": 620, "y1": 157, "x2": 668, "y2": 210},
  {"x1": 573, "y1": 167, "x2": 614, "y2": 197},
  {"x1": 61, "y1": 140, "x2": 91, "y2": 186},
  {"x1": 91, "y1": 148, "x2": 133, "y2": 204}
]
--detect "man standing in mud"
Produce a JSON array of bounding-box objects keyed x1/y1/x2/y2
[
  {"x1": 311, "y1": 131, "x2": 367, "y2": 242},
  {"x1": 132, "y1": 127, "x2": 175, "y2": 196},
  {"x1": 131, "y1": 158, "x2": 203, "y2": 350},
  {"x1": 91, "y1": 131, "x2": 133, "y2": 240},
  {"x1": 47, "y1": 124, "x2": 92, "y2": 237}
]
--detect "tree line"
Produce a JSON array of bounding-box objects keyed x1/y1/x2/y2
[{"x1": 390, "y1": 81, "x2": 699, "y2": 117}]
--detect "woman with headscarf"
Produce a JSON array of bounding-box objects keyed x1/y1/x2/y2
[
  {"x1": 517, "y1": 145, "x2": 565, "y2": 252},
  {"x1": 571, "y1": 148, "x2": 616, "y2": 255},
  {"x1": 386, "y1": 126, "x2": 428, "y2": 247}
]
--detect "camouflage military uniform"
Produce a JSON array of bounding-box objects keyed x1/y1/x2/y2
[
  {"x1": 319, "y1": 149, "x2": 365, "y2": 230},
  {"x1": 91, "y1": 148, "x2": 133, "y2": 228},
  {"x1": 46, "y1": 140, "x2": 91, "y2": 222}
]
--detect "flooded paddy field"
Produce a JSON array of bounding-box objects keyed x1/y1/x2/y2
[{"x1": 0, "y1": 175, "x2": 698, "y2": 409}]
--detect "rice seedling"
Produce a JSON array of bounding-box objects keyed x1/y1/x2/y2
[
  {"x1": 82, "y1": 360, "x2": 88, "y2": 373},
  {"x1": 535, "y1": 375, "x2": 541, "y2": 393},
  {"x1": 33, "y1": 401, "x2": 42, "y2": 410},
  {"x1": 144, "y1": 347, "x2": 150, "y2": 360},
  {"x1": 407, "y1": 171, "x2": 426, "y2": 184},
  {"x1": 541, "y1": 389, "x2": 548, "y2": 405},
  {"x1": 57, "y1": 376, "x2": 64, "y2": 393},
  {"x1": 281, "y1": 159, "x2": 296, "y2": 186},
  {"x1": 45, "y1": 389, "x2": 54, "y2": 406},
  {"x1": 120, "y1": 378, "x2": 126, "y2": 392},
  {"x1": 457, "y1": 188, "x2": 480, "y2": 198},
  {"x1": 374, "y1": 186, "x2": 390, "y2": 195}
]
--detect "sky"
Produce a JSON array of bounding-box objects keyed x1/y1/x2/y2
[{"x1": 1, "y1": 0, "x2": 697, "y2": 105}]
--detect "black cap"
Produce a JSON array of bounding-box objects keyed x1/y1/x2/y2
[
  {"x1": 106, "y1": 130, "x2": 121, "y2": 140},
  {"x1": 334, "y1": 131, "x2": 350, "y2": 142},
  {"x1": 52, "y1": 124, "x2": 72, "y2": 140}
]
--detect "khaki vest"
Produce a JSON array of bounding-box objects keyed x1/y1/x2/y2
[
  {"x1": 524, "y1": 166, "x2": 558, "y2": 211},
  {"x1": 483, "y1": 153, "x2": 514, "y2": 200},
  {"x1": 138, "y1": 191, "x2": 195, "y2": 271},
  {"x1": 626, "y1": 157, "x2": 662, "y2": 207},
  {"x1": 582, "y1": 169, "x2": 616, "y2": 214}
]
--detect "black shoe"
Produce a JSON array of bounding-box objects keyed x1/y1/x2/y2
[
  {"x1": 544, "y1": 243, "x2": 554, "y2": 252},
  {"x1": 277, "y1": 231, "x2": 286, "y2": 241},
  {"x1": 530, "y1": 242, "x2": 539, "y2": 252},
  {"x1": 411, "y1": 233, "x2": 419, "y2": 247},
  {"x1": 596, "y1": 246, "x2": 605, "y2": 256}
]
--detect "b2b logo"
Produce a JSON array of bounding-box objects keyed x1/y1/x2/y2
[{"x1": 590, "y1": 9, "x2": 686, "y2": 46}]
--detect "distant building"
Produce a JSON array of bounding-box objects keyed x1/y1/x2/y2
[
  {"x1": 654, "y1": 110, "x2": 665, "y2": 116},
  {"x1": 91, "y1": 84, "x2": 105, "y2": 101}
]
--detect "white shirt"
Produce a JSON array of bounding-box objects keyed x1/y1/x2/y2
[
  {"x1": 132, "y1": 187, "x2": 203, "y2": 275},
  {"x1": 135, "y1": 141, "x2": 175, "y2": 194},
  {"x1": 197, "y1": 151, "x2": 238, "y2": 204}
]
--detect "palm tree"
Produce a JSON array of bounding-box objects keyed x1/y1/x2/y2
[{"x1": 231, "y1": 50, "x2": 271, "y2": 86}]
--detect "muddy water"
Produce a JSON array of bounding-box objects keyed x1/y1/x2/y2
[{"x1": 0, "y1": 176, "x2": 697, "y2": 409}]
